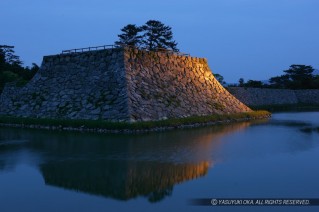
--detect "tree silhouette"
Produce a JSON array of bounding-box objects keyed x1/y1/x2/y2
[
  {"x1": 284, "y1": 64, "x2": 314, "y2": 89},
  {"x1": 238, "y1": 78, "x2": 244, "y2": 87},
  {"x1": 115, "y1": 20, "x2": 179, "y2": 52},
  {"x1": 269, "y1": 75, "x2": 290, "y2": 89},
  {"x1": 244, "y1": 80, "x2": 264, "y2": 88},
  {"x1": 213, "y1": 73, "x2": 226, "y2": 85},
  {"x1": 115, "y1": 24, "x2": 142, "y2": 47},
  {"x1": 0, "y1": 45, "x2": 22, "y2": 66},
  {"x1": 0, "y1": 45, "x2": 38, "y2": 93},
  {"x1": 269, "y1": 64, "x2": 316, "y2": 89},
  {"x1": 141, "y1": 20, "x2": 178, "y2": 51}
]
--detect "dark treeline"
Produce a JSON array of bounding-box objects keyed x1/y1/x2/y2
[
  {"x1": 231, "y1": 65, "x2": 319, "y2": 89},
  {"x1": 0, "y1": 45, "x2": 39, "y2": 92},
  {"x1": 115, "y1": 20, "x2": 179, "y2": 52}
]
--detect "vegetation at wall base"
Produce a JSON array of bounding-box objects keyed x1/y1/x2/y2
[{"x1": 0, "y1": 111, "x2": 270, "y2": 133}]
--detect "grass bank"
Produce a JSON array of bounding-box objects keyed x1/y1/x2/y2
[{"x1": 0, "y1": 111, "x2": 271, "y2": 133}]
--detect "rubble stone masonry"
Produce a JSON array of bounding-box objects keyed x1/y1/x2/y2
[{"x1": 0, "y1": 47, "x2": 251, "y2": 122}]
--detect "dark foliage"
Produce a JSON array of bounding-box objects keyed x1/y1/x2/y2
[
  {"x1": 0, "y1": 45, "x2": 39, "y2": 92},
  {"x1": 244, "y1": 80, "x2": 264, "y2": 88},
  {"x1": 237, "y1": 64, "x2": 319, "y2": 89},
  {"x1": 214, "y1": 73, "x2": 226, "y2": 85},
  {"x1": 114, "y1": 24, "x2": 142, "y2": 47},
  {"x1": 141, "y1": 20, "x2": 178, "y2": 51},
  {"x1": 238, "y1": 78, "x2": 244, "y2": 87},
  {"x1": 269, "y1": 64, "x2": 317, "y2": 89},
  {"x1": 269, "y1": 75, "x2": 290, "y2": 89},
  {"x1": 115, "y1": 20, "x2": 179, "y2": 52},
  {"x1": 235, "y1": 78, "x2": 264, "y2": 88}
]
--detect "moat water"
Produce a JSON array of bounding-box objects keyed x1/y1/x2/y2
[{"x1": 0, "y1": 112, "x2": 318, "y2": 212}]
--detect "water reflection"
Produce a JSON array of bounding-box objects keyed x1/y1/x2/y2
[
  {"x1": 41, "y1": 160, "x2": 210, "y2": 202},
  {"x1": 249, "y1": 119, "x2": 312, "y2": 128},
  {"x1": 0, "y1": 122, "x2": 251, "y2": 202}
]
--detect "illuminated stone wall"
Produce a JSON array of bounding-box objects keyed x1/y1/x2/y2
[
  {"x1": 0, "y1": 47, "x2": 251, "y2": 121},
  {"x1": 124, "y1": 48, "x2": 251, "y2": 121}
]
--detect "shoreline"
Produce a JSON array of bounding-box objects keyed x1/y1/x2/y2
[{"x1": 0, "y1": 111, "x2": 271, "y2": 134}]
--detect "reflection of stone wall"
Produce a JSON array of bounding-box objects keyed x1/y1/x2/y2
[
  {"x1": 0, "y1": 47, "x2": 250, "y2": 121},
  {"x1": 228, "y1": 87, "x2": 319, "y2": 106},
  {"x1": 0, "y1": 121, "x2": 252, "y2": 202},
  {"x1": 40, "y1": 161, "x2": 209, "y2": 202},
  {"x1": 36, "y1": 122, "x2": 252, "y2": 202}
]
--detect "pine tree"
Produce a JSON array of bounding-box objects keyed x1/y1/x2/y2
[
  {"x1": 238, "y1": 78, "x2": 245, "y2": 87},
  {"x1": 0, "y1": 45, "x2": 23, "y2": 67},
  {"x1": 141, "y1": 20, "x2": 178, "y2": 52},
  {"x1": 283, "y1": 64, "x2": 314, "y2": 89},
  {"x1": 0, "y1": 45, "x2": 38, "y2": 93},
  {"x1": 114, "y1": 24, "x2": 142, "y2": 47}
]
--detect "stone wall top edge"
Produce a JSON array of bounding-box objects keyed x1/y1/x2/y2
[
  {"x1": 43, "y1": 48, "x2": 124, "y2": 59},
  {"x1": 41, "y1": 46, "x2": 206, "y2": 60},
  {"x1": 122, "y1": 47, "x2": 207, "y2": 61},
  {"x1": 41, "y1": 46, "x2": 207, "y2": 64}
]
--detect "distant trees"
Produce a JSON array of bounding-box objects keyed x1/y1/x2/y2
[
  {"x1": 235, "y1": 78, "x2": 264, "y2": 88},
  {"x1": 244, "y1": 80, "x2": 264, "y2": 88},
  {"x1": 214, "y1": 73, "x2": 226, "y2": 85},
  {"x1": 0, "y1": 45, "x2": 38, "y2": 92},
  {"x1": 115, "y1": 20, "x2": 179, "y2": 52},
  {"x1": 313, "y1": 75, "x2": 319, "y2": 88},
  {"x1": 269, "y1": 75, "x2": 290, "y2": 89},
  {"x1": 236, "y1": 64, "x2": 319, "y2": 89},
  {"x1": 269, "y1": 65, "x2": 318, "y2": 89},
  {"x1": 0, "y1": 45, "x2": 23, "y2": 66},
  {"x1": 238, "y1": 78, "x2": 244, "y2": 87}
]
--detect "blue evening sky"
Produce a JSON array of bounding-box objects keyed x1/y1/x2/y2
[{"x1": 1, "y1": 0, "x2": 318, "y2": 83}]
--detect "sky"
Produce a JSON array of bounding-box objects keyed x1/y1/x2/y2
[{"x1": 1, "y1": 0, "x2": 319, "y2": 83}]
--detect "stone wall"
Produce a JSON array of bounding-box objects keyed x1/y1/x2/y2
[
  {"x1": 228, "y1": 87, "x2": 319, "y2": 106},
  {"x1": 295, "y1": 90, "x2": 319, "y2": 105},
  {"x1": 0, "y1": 49, "x2": 130, "y2": 121},
  {"x1": 0, "y1": 47, "x2": 251, "y2": 122},
  {"x1": 124, "y1": 49, "x2": 251, "y2": 121}
]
